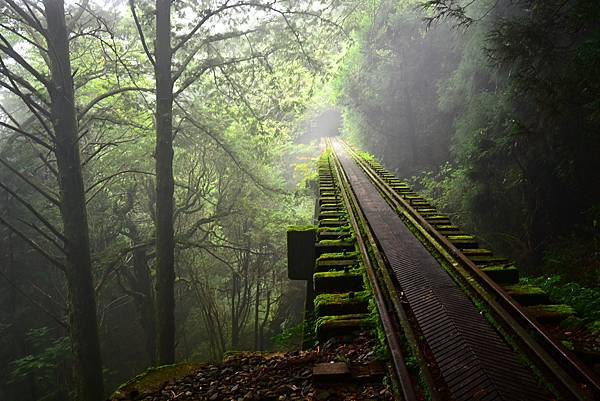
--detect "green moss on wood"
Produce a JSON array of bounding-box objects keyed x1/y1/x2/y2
[
  {"x1": 318, "y1": 239, "x2": 354, "y2": 245},
  {"x1": 526, "y1": 304, "x2": 576, "y2": 323},
  {"x1": 317, "y1": 251, "x2": 359, "y2": 261},
  {"x1": 314, "y1": 291, "x2": 370, "y2": 317},
  {"x1": 287, "y1": 225, "x2": 316, "y2": 232}
]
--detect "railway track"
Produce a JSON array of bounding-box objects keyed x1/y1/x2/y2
[{"x1": 317, "y1": 138, "x2": 599, "y2": 400}]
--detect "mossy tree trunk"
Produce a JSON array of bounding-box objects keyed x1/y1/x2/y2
[
  {"x1": 154, "y1": 0, "x2": 176, "y2": 365},
  {"x1": 44, "y1": 0, "x2": 104, "y2": 399}
]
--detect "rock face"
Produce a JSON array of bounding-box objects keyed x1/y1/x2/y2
[{"x1": 109, "y1": 331, "x2": 393, "y2": 401}]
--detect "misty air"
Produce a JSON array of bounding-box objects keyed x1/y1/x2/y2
[{"x1": 0, "y1": 1, "x2": 598, "y2": 400}]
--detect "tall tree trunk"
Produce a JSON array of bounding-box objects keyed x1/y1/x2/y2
[
  {"x1": 154, "y1": 0, "x2": 176, "y2": 364},
  {"x1": 43, "y1": 0, "x2": 104, "y2": 399},
  {"x1": 132, "y1": 246, "x2": 156, "y2": 365}
]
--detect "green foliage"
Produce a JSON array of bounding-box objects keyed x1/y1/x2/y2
[
  {"x1": 520, "y1": 276, "x2": 600, "y2": 322},
  {"x1": 9, "y1": 327, "x2": 72, "y2": 401},
  {"x1": 270, "y1": 321, "x2": 308, "y2": 351}
]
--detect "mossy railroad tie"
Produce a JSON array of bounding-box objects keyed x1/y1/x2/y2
[
  {"x1": 358, "y1": 153, "x2": 579, "y2": 330},
  {"x1": 315, "y1": 241, "x2": 355, "y2": 257},
  {"x1": 315, "y1": 314, "x2": 373, "y2": 341},
  {"x1": 314, "y1": 291, "x2": 370, "y2": 317},
  {"x1": 313, "y1": 270, "x2": 364, "y2": 294},
  {"x1": 311, "y1": 155, "x2": 370, "y2": 343}
]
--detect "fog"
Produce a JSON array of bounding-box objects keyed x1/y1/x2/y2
[{"x1": 1, "y1": 0, "x2": 598, "y2": 399}]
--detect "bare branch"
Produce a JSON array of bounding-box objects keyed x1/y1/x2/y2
[
  {"x1": 16, "y1": 216, "x2": 66, "y2": 253},
  {"x1": 0, "y1": 268, "x2": 67, "y2": 328},
  {"x1": 85, "y1": 169, "x2": 155, "y2": 195},
  {"x1": 2, "y1": 0, "x2": 46, "y2": 34},
  {"x1": 66, "y1": 0, "x2": 90, "y2": 32},
  {"x1": 0, "y1": 179, "x2": 64, "y2": 241},
  {"x1": 128, "y1": 0, "x2": 155, "y2": 66},
  {"x1": 0, "y1": 32, "x2": 50, "y2": 87},
  {"x1": 0, "y1": 120, "x2": 53, "y2": 151},
  {"x1": 78, "y1": 86, "x2": 153, "y2": 119},
  {"x1": 0, "y1": 21, "x2": 47, "y2": 52},
  {"x1": 172, "y1": 29, "x2": 257, "y2": 83},
  {"x1": 0, "y1": 216, "x2": 65, "y2": 271},
  {"x1": 0, "y1": 157, "x2": 61, "y2": 206}
]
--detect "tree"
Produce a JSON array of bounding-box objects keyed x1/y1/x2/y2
[
  {"x1": 129, "y1": 0, "x2": 344, "y2": 364},
  {"x1": 0, "y1": 0, "x2": 105, "y2": 398}
]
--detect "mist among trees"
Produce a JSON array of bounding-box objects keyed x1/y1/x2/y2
[{"x1": 0, "y1": 0, "x2": 598, "y2": 400}]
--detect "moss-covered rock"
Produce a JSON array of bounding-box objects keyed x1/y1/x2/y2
[{"x1": 111, "y1": 363, "x2": 201, "y2": 400}]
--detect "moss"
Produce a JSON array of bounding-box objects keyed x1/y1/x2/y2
[
  {"x1": 481, "y1": 264, "x2": 516, "y2": 271},
  {"x1": 319, "y1": 217, "x2": 347, "y2": 223},
  {"x1": 314, "y1": 314, "x2": 372, "y2": 340},
  {"x1": 313, "y1": 269, "x2": 364, "y2": 294},
  {"x1": 446, "y1": 235, "x2": 476, "y2": 240},
  {"x1": 314, "y1": 291, "x2": 370, "y2": 307},
  {"x1": 504, "y1": 284, "x2": 545, "y2": 296},
  {"x1": 320, "y1": 210, "x2": 346, "y2": 215},
  {"x1": 318, "y1": 239, "x2": 354, "y2": 245},
  {"x1": 287, "y1": 225, "x2": 316, "y2": 232},
  {"x1": 314, "y1": 291, "x2": 370, "y2": 317},
  {"x1": 436, "y1": 225, "x2": 460, "y2": 231},
  {"x1": 318, "y1": 225, "x2": 352, "y2": 232},
  {"x1": 481, "y1": 265, "x2": 519, "y2": 284},
  {"x1": 424, "y1": 214, "x2": 449, "y2": 219},
  {"x1": 461, "y1": 248, "x2": 492, "y2": 255},
  {"x1": 525, "y1": 304, "x2": 576, "y2": 324},
  {"x1": 313, "y1": 268, "x2": 362, "y2": 279},
  {"x1": 559, "y1": 316, "x2": 585, "y2": 330},
  {"x1": 112, "y1": 363, "x2": 201, "y2": 399},
  {"x1": 527, "y1": 304, "x2": 575, "y2": 315},
  {"x1": 316, "y1": 251, "x2": 359, "y2": 261}
]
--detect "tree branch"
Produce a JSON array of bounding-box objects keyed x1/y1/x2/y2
[
  {"x1": 128, "y1": 0, "x2": 155, "y2": 67},
  {"x1": 0, "y1": 216, "x2": 65, "y2": 271},
  {"x1": 172, "y1": 29, "x2": 257, "y2": 83},
  {"x1": 174, "y1": 99, "x2": 283, "y2": 194},
  {"x1": 0, "y1": 157, "x2": 61, "y2": 206},
  {"x1": 0, "y1": 179, "x2": 65, "y2": 242},
  {"x1": 0, "y1": 120, "x2": 53, "y2": 151},
  {"x1": 78, "y1": 86, "x2": 153, "y2": 119},
  {"x1": 0, "y1": 268, "x2": 67, "y2": 328},
  {"x1": 2, "y1": 0, "x2": 47, "y2": 34},
  {"x1": 0, "y1": 32, "x2": 50, "y2": 87},
  {"x1": 17, "y1": 217, "x2": 66, "y2": 254}
]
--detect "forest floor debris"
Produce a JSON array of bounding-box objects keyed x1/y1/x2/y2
[{"x1": 110, "y1": 331, "x2": 393, "y2": 401}]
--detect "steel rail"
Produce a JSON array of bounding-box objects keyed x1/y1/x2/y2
[{"x1": 338, "y1": 138, "x2": 599, "y2": 400}]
